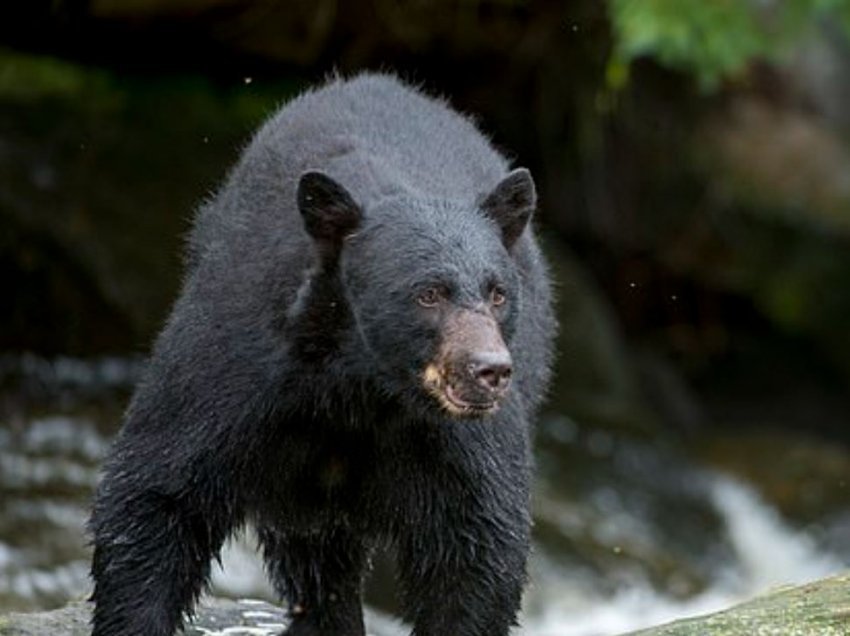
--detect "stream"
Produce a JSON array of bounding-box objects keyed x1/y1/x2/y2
[{"x1": 0, "y1": 355, "x2": 846, "y2": 635}]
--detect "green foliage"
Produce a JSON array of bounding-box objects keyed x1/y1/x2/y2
[
  {"x1": 0, "y1": 50, "x2": 89, "y2": 98},
  {"x1": 608, "y1": 0, "x2": 850, "y2": 90}
]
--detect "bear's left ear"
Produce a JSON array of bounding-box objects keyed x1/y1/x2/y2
[
  {"x1": 480, "y1": 168, "x2": 537, "y2": 249},
  {"x1": 297, "y1": 171, "x2": 362, "y2": 247}
]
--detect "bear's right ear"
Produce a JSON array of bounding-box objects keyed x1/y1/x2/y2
[{"x1": 297, "y1": 171, "x2": 362, "y2": 246}]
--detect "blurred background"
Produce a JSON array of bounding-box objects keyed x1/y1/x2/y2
[{"x1": 1, "y1": 1, "x2": 849, "y2": 634}]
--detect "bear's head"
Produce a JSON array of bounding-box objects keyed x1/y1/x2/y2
[{"x1": 297, "y1": 169, "x2": 536, "y2": 419}]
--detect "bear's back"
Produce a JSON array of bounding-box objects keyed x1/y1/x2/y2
[
  {"x1": 261, "y1": 74, "x2": 507, "y2": 201},
  {"x1": 190, "y1": 75, "x2": 509, "y2": 261}
]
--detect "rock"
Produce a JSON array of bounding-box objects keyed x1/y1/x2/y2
[
  {"x1": 624, "y1": 571, "x2": 850, "y2": 636},
  {"x1": 178, "y1": 598, "x2": 288, "y2": 635},
  {"x1": 0, "y1": 601, "x2": 91, "y2": 636},
  {"x1": 686, "y1": 95, "x2": 850, "y2": 383},
  {"x1": 701, "y1": 97, "x2": 850, "y2": 236},
  {"x1": 3, "y1": 574, "x2": 848, "y2": 635},
  {"x1": 0, "y1": 597, "x2": 403, "y2": 636}
]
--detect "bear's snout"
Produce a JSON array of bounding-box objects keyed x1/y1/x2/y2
[
  {"x1": 423, "y1": 308, "x2": 513, "y2": 417},
  {"x1": 443, "y1": 348, "x2": 512, "y2": 410}
]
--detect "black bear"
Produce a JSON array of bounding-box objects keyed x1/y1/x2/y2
[{"x1": 89, "y1": 73, "x2": 555, "y2": 636}]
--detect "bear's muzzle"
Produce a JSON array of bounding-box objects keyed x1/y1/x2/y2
[{"x1": 422, "y1": 307, "x2": 512, "y2": 417}]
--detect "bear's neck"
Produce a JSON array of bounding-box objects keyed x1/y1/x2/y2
[
  {"x1": 284, "y1": 261, "x2": 354, "y2": 366},
  {"x1": 281, "y1": 261, "x2": 392, "y2": 424}
]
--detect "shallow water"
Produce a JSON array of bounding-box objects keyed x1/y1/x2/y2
[
  {"x1": 0, "y1": 356, "x2": 846, "y2": 634},
  {"x1": 0, "y1": 414, "x2": 105, "y2": 609}
]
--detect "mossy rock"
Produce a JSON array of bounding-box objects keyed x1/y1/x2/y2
[{"x1": 625, "y1": 572, "x2": 850, "y2": 635}]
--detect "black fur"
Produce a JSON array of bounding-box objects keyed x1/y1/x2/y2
[{"x1": 89, "y1": 73, "x2": 555, "y2": 636}]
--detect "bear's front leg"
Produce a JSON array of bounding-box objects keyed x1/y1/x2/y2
[
  {"x1": 89, "y1": 482, "x2": 235, "y2": 636},
  {"x1": 396, "y1": 503, "x2": 531, "y2": 636},
  {"x1": 259, "y1": 525, "x2": 369, "y2": 636}
]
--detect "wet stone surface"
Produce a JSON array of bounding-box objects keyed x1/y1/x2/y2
[
  {"x1": 182, "y1": 598, "x2": 287, "y2": 635},
  {"x1": 3, "y1": 576, "x2": 850, "y2": 636},
  {"x1": 0, "y1": 597, "x2": 404, "y2": 636}
]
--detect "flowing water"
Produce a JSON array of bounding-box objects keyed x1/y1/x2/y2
[
  {"x1": 519, "y1": 476, "x2": 843, "y2": 635},
  {"x1": 0, "y1": 356, "x2": 846, "y2": 634}
]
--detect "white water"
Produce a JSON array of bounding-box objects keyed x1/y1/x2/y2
[
  {"x1": 211, "y1": 474, "x2": 846, "y2": 635},
  {"x1": 517, "y1": 475, "x2": 844, "y2": 636}
]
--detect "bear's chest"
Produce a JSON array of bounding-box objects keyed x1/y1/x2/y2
[
  {"x1": 258, "y1": 420, "x2": 384, "y2": 520},
  {"x1": 260, "y1": 416, "x2": 445, "y2": 528},
  {"x1": 295, "y1": 439, "x2": 375, "y2": 503}
]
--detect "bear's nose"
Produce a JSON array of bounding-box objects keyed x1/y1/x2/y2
[{"x1": 469, "y1": 351, "x2": 513, "y2": 394}]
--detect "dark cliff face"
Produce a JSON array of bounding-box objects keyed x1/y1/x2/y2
[{"x1": 0, "y1": 52, "x2": 302, "y2": 355}]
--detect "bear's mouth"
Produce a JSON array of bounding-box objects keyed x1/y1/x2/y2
[
  {"x1": 423, "y1": 364, "x2": 500, "y2": 418},
  {"x1": 444, "y1": 384, "x2": 498, "y2": 415}
]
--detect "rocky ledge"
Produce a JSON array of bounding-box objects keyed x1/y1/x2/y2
[
  {"x1": 0, "y1": 597, "x2": 403, "y2": 636},
  {"x1": 1, "y1": 573, "x2": 847, "y2": 636}
]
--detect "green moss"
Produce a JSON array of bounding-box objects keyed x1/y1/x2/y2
[{"x1": 626, "y1": 572, "x2": 850, "y2": 635}]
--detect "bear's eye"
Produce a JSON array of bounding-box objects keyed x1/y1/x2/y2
[
  {"x1": 490, "y1": 285, "x2": 507, "y2": 307},
  {"x1": 417, "y1": 286, "x2": 444, "y2": 308}
]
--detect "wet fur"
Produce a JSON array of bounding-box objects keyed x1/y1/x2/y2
[{"x1": 89, "y1": 73, "x2": 555, "y2": 636}]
